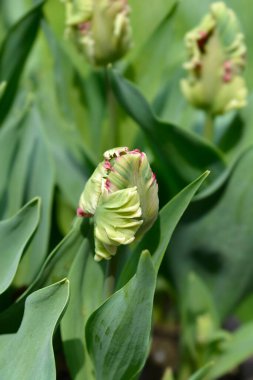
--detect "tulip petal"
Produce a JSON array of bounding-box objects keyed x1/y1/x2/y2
[{"x1": 94, "y1": 187, "x2": 143, "y2": 260}]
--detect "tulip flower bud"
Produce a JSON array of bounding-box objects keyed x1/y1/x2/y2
[
  {"x1": 63, "y1": 0, "x2": 132, "y2": 66},
  {"x1": 77, "y1": 147, "x2": 159, "y2": 261},
  {"x1": 181, "y1": 2, "x2": 247, "y2": 115}
]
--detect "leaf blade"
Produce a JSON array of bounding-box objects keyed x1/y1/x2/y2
[
  {"x1": 0, "y1": 279, "x2": 69, "y2": 380},
  {"x1": 0, "y1": 1, "x2": 45, "y2": 123},
  {"x1": 0, "y1": 198, "x2": 40, "y2": 294},
  {"x1": 86, "y1": 251, "x2": 156, "y2": 380}
]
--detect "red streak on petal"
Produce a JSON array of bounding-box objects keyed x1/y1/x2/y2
[
  {"x1": 129, "y1": 148, "x2": 141, "y2": 154},
  {"x1": 197, "y1": 30, "x2": 210, "y2": 53},
  {"x1": 223, "y1": 73, "x2": 232, "y2": 82},
  {"x1": 223, "y1": 61, "x2": 233, "y2": 82},
  {"x1": 105, "y1": 178, "x2": 111, "y2": 190},
  {"x1": 104, "y1": 160, "x2": 112, "y2": 170},
  {"x1": 78, "y1": 22, "x2": 91, "y2": 32},
  {"x1": 224, "y1": 61, "x2": 232, "y2": 70},
  {"x1": 77, "y1": 207, "x2": 93, "y2": 218}
]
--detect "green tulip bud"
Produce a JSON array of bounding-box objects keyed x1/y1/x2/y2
[
  {"x1": 77, "y1": 147, "x2": 159, "y2": 261},
  {"x1": 63, "y1": 0, "x2": 132, "y2": 66},
  {"x1": 181, "y1": 2, "x2": 247, "y2": 115}
]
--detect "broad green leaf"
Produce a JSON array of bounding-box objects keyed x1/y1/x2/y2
[
  {"x1": 109, "y1": 69, "x2": 225, "y2": 194},
  {"x1": 36, "y1": 84, "x2": 94, "y2": 210},
  {"x1": 151, "y1": 173, "x2": 209, "y2": 272},
  {"x1": 61, "y1": 237, "x2": 104, "y2": 380},
  {"x1": 0, "y1": 198, "x2": 40, "y2": 295},
  {"x1": 0, "y1": 279, "x2": 69, "y2": 380},
  {"x1": 0, "y1": 0, "x2": 45, "y2": 123},
  {"x1": 42, "y1": 20, "x2": 106, "y2": 158},
  {"x1": 167, "y1": 147, "x2": 253, "y2": 318},
  {"x1": 0, "y1": 219, "x2": 85, "y2": 334},
  {"x1": 86, "y1": 251, "x2": 156, "y2": 380},
  {"x1": 0, "y1": 106, "x2": 30, "y2": 217},
  {"x1": 128, "y1": 0, "x2": 176, "y2": 58},
  {"x1": 26, "y1": 29, "x2": 96, "y2": 211},
  {"x1": 13, "y1": 106, "x2": 55, "y2": 285},
  {"x1": 31, "y1": 218, "x2": 86, "y2": 290},
  {"x1": 0, "y1": 103, "x2": 54, "y2": 286},
  {"x1": 216, "y1": 114, "x2": 245, "y2": 157},
  {"x1": 117, "y1": 171, "x2": 209, "y2": 289},
  {"x1": 188, "y1": 363, "x2": 213, "y2": 380},
  {"x1": 208, "y1": 322, "x2": 253, "y2": 379},
  {"x1": 127, "y1": 1, "x2": 179, "y2": 99}
]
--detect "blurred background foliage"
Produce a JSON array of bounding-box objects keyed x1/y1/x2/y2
[{"x1": 1, "y1": 0, "x2": 253, "y2": 378}]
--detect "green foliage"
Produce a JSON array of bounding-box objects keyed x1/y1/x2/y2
[
  {"x1": 86, "y1": 251, "x2": 156, "y2": 380},
  {"x1": 0, "y1": 279, "x2": 69, "y2": 380},
  {"x1": 61, "y1": 237, "x2": 104, "y2": 380},
  {"x1": 0, "y1": 0, "x2": 45, "y2": 123},
  {"x1": 208, "y1": 322, "x2": 253, "y2": 379},
  {"x1": 188, "y1": 363, "x2": 214, "y2": 380},
  {"x1": 168, "y1": 148, "x2": 253, "y2": 318},
  {"x1": 110, "y1": 69, "x2": 225, "y2": 194},
  {"x1": 1, "y1": 0, "x2": 253, "y2": 379},
  {"x1": 117, "y1": 171, "x2": 209, "y2": 288},
  {"x1": 0, "y1": 198, "x2": 40, "y2": 295}
]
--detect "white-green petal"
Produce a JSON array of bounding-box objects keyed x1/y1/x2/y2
[
  {"x1": 93, "y1": 187, "x2": 143, "y2": 260},
  {"x1": 108, "y1": 152, "x2": 159, "y2": 235},
  {"x1": 79, "y1": 162, "x2": 106, "y2": 215}
]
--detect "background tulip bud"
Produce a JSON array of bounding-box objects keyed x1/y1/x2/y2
[
  {"x1": 63, "y1": 0, "x2": 132, "y2": 66},
  {"x1": 77, "y1": 147, "x2": 159, "y2": 261},
  {"x1": 181, "y1": 2, "x2": 247, "y2": 115}
]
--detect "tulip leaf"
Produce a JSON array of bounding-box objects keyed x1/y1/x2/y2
[
  {"x1": 61, "y1": 237, "x2": 103, "y2": 380},
  {"x1": 128, "y1": 0, "x2": 179, "y2": 99},
  {"x1": 0, "y1": 198, "x2": 40, "y2": 295},
  {"x1": 208, "y1": 322, "x2": 253, "y2": 379},
  {"x1": 0, "y1": 0, "x2": 45, "y2": 123},
  {"x1": 42, "y1": 20, "x2": 106, "y2": 159},
  {"x1": 188, "y1": 363, "x2": 213, "y2": 380},
  {"x1": 167, "y1": 147, "x2": 253, "y2": 318},
  {"x1": 0, "y1": 279, "x2": 69, "y2": 380},
  {"x1": 117, "y1": 170, "x2": 209, "y2": 289},
  {"x1": 0, "y1": 219, "x2": 85, "y2": 334},
  {"x1": 109, "y1": 69, "x2": 225, "y2": 194},
  {"x1": 0, "y1": 104, "x2": 54, "y2": 287},
  {"x1": 12, "y1": 106, "x2": 55, "y2": 286},
  {"x1": 151, "y1": 172, "x2": 209, "y2": 272},
  {"x1": 86, "y1": 251, "x2": 156, "y2": 380}
]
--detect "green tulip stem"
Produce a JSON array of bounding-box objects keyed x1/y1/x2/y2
[
  {"x1": 104, "y1": 254, "x2": 119, "y2": 298},
  {"x1": 204, "y1": 113, "x2": 215, "y2": 142},
  {"x1": 105, "y1": 67, "x2": 120, "y2": 148}
]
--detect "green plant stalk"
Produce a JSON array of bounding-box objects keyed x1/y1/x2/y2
[
  {"x1": 104, "y1": 254, "x2": 119, "y2": 298},
  {"x1": 203, "y1": 113, "x2": 215, "y2": 142},
  {"x1": 105, "y1": 67, "x2": 120, "y2": 147}
]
